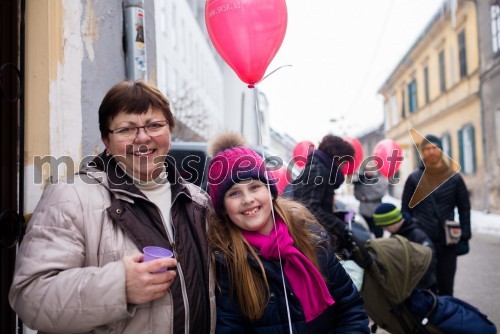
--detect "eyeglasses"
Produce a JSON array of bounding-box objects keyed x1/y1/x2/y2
[{"x1": 109, "y1": 120, "x2": 169, "y2": 139}]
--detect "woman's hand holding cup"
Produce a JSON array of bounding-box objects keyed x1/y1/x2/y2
[{"x1": 124, "y1": 249, "x2": 177, "y2": 304}]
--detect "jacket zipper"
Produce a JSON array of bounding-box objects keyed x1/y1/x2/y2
[
  {"x1": 170, "y1": 192, "x2": 190, "y2": 334},
  {"x1": 111, "y1": 186, "x2": 191, "y2": 334}
]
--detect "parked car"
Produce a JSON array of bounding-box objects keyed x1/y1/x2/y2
[{"x1": 169, "y1": 141, "x2": 210, "y2": 190}]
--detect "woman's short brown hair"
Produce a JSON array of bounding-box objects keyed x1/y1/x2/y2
[
  {"x1": 98, "y1": 80, "x2": 175, "y2": 137},
  {"x1": 318, "y1": 134, "x2": 355, "y2": 162}
]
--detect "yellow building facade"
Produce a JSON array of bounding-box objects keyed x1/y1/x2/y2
[{"x1": 379, "y1": 0, "x2": 484, "y2": 209}]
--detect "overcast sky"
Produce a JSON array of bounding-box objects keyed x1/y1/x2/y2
[{"x1": 258, "y1": 0, "x2": 446, "y2": 145}]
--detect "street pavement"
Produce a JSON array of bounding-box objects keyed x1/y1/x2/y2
[{"x1": 455, "y1": 233, "x2": 500, "y2": 327}]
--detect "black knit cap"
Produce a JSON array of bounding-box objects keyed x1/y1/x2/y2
[
  {"x1": 420, "y1": 134, "x2": 443, "y2": 150},
  {"x1": 373, "y1": 203, "x2": 403, "y2": 227}
]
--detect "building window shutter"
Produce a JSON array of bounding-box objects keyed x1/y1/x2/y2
[
  {"x1": 408, "y1": 80, "x2": 418, "y2": 113},
  {"x1": 470, "y1": 125, "x2": 477, "y2": 173},
  {"x1": 401, "y1": 90, "x2": 406, "y2": 119},
  {"x1": 459, "y1": 125, "x2": 477, "y2": 175},
  {"x1": 458, "y1": 30, "x2": 467, "y2": 78},
  {"x1": 439, "y1": 50, "x2": 446, "y2": 92},
  {"x1": 424, "y1": 66, "x2": 430, "y2": 104}
]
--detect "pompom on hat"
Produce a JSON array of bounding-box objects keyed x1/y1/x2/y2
[
  {"x1": 207, "y1": 132, "x2": 278, "y2": 214},
  {"x1": 373, "y1": 203, "x2": 403, "y2": 227}
]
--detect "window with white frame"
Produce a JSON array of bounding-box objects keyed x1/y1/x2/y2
[
  {"x1": 188, "y1": 32, "x2": 193, "y2": 70},
  {"x1": 181, "y1": 20, "x2": 186, "y2": 62},
  {"x1": 459, "y1": 124, "x2": 476, "y2": 174},
  {"x1": 441, "y1": 133, "x2": 452, "y2": 159},
  {"x1": 172, "y1": 4, "x2": 177, "y2": 48},
  {"x1": 160, "y1": 57, "x2": 168, "y2": 95},
  {"x1": 195, "y1": 44, "x2": 200, "y2": 79},
  {"x1": 449, "y1": 44, "x2": 456, "y2": 86},
  {"x1": 390, "y1": 95, "x2": 398, "y2": 126},
  {"x1": 160, "y1": 2, "x2": 166, "y2": 34},
  {"x1": 384, "y1": 102, "x2": 391, "y2": 131},
  {"x1": 491, "y1": 4, "x2": 500, "y2": 54},
  {"x1": 172, "y1": 70, "x2": 178, "y2": 94}
]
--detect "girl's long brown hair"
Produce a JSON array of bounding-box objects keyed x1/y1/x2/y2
[{"x1": 208, "y1": 197, "x2": 325, "y2": 321}]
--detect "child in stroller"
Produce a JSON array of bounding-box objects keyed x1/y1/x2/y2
[
  {"x1": 345, "y1": 208, "x2": 496, "y2": 334},
  {"x1": 373, "y1": 203, "x2": 437, "y2": 291}
]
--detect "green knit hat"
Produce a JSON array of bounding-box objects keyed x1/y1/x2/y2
[{"x1": 373, "y1": 203, "x2": 403, "y2": 227}]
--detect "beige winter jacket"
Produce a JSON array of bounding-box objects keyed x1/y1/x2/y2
[{"x1": 9, "y1": 169, "x2": 216, "y2": 334}]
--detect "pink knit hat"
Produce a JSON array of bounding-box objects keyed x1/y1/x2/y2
[{"x1": 207, "y1": 146, "x2": 278, "y2": 214}]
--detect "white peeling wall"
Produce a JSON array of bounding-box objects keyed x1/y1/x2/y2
[
  {"x1": 24, "y1": 0, "x2": 129, "y2": 215},
  {"x1": 49, "y1": 0, "x2": 83, "y2": 163},
  {"x1": 24, "y1": 0, "x2": 86, "y2": 216}
]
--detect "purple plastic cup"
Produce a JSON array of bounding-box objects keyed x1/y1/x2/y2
[{"x1": 143, "y1": 246, "x2": 174, "y2": 273}]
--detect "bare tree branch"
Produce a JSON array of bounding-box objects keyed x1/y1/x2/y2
[{"x1": 170, "y1": 82, "x2": 209, "y2": 141}]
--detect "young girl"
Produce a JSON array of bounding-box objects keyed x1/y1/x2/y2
[{"x1": 207, "y1": 133, "x2": 369, "y2": 333}]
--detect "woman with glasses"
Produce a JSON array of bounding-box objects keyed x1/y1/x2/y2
[{"x1": 9, "y1": 81, "x2": 215, "y2": 333}]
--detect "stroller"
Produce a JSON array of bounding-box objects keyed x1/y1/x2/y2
[
  {"x1": 352, "y1": 234, "x2": 442, "y2": 334},
  {"x1": 336, "y1": 211, "x2": 496, "y2": 334}
]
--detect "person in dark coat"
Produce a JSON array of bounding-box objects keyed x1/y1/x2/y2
[
  {"x1": 401, "y1": 134, "x2": 471, "y2": 296},
  {"x1": 353, "y1": 165, "x2": 387, "y2": 238},
  {"x1": 207, "y1": 133, "x2": 369, "y2": 334},
  {"x1": 373, "y1": 203, "x2": 437, "y2": 291},
  {"x1": 292, "y1": 134, "x2": 355, "y2": 252}
]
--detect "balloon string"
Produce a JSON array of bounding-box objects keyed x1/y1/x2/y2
[
  {"x1": 253, "y1": 87, "x2": 293, "y2": 334},
  {"x1": 248, "y1": 64, "x2": 293, "y2": 88}
]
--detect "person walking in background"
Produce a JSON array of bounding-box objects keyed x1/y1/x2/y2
[
  {"x1": 401, "y1": 134, "x2": 471, "y2": 296},
  {"x1": 374, "y1": 203, "x2": 437, "y2": 291},
  {"x1": 9, "y1": 81, "x2": 215, "y2": 333},
  {"x1": 207, "y1": 133, "x2": 369, "y2": 333},
  {"x1": 292, "y1": 134, "x2": 355, "y2": 252},
  {"x1": 353, "y1": 164, "x2": 387, "y2": 238}
]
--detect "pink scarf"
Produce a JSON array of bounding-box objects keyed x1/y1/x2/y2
[{"x1": 242, "y1": 216, "x2": 335, "y2": 322}]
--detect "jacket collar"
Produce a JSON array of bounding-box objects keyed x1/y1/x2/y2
[
  {"x1": 309, "y1": 150, "x2": 345, "y2": 190},
  {"x1": 82, "y1": 150, "x2": 193, "y2": 203},
  {"x1": 398, "y1": 218, "x2": 415, "y2": 235},
  {"x1": 311, "y1": 149, "x2": 333, "y2": 167}
]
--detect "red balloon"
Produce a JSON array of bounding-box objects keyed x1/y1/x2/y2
[
  {"x1": 205, "y1": 0, "x2": 288, "y2": 85},
  {"x1": 341, "y1": 137, "x2": 363, "y2": 175},
  {"x1": 273, "y1": 166, "x2": 290, "y2": 195},
  {"x1": 292, "y1": 141, "x2": 315, "y2": 168},
  {"x1": 373, "y1": 139, "x2": 403, "y2": 178}
]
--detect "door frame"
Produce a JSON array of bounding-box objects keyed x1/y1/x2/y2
[{"x1": 1, "y1": 0, "x2": 25, "y2": 333}]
